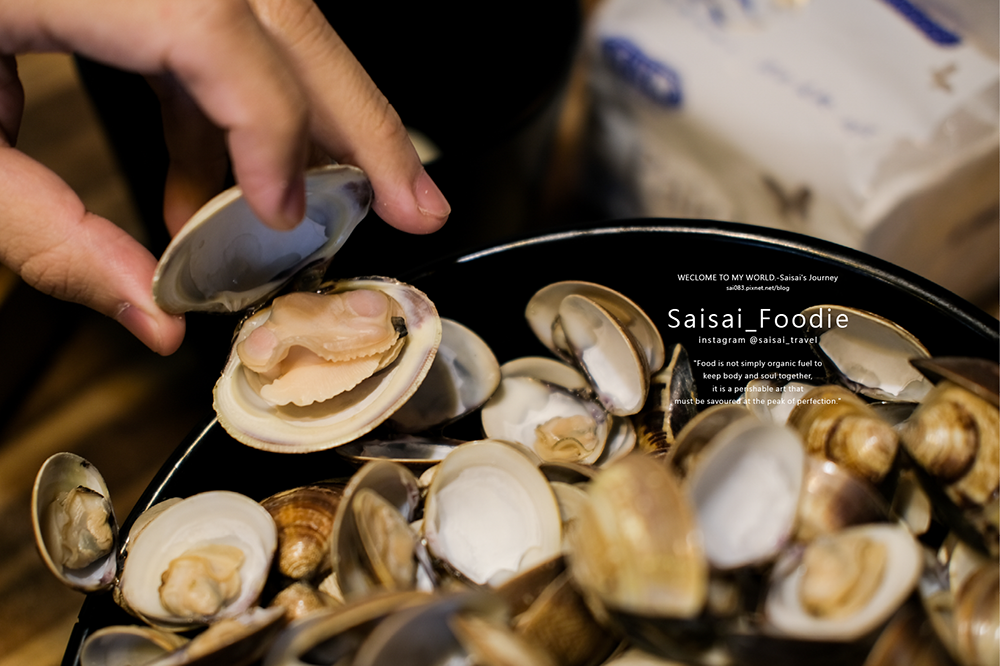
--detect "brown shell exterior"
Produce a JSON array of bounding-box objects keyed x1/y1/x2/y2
[
  {"x1": 788, "y1": 385, "x2": 898, "y2": 484},
  {"x1": 261, "y1": 484, "x2": 345, "y2": 581},
  {"x1": 901, "y1": 381, "x2": 1000, "y2": 508}
]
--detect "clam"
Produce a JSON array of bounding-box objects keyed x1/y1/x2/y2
[
  {"x1": 919, "y1": 537, "x2": 1000, "y2": 666},
  {"x1": 117, "y1": 490, "x2": 278, "y2": 630},
  {"x1": 388, "y1": 317, "x2": 501, "y2": 433},
  {"x1": 214, "y1": 277, "x2": 442, "y2": 453},
  {"x1": 260, "y1": 483, "x2": 345, "y2": 582},
  {"x1": 525, "y1": 280, "x2": 665, "y2": 374},
  {"x1": 151, "y1": 163, "x2": 442, "y2": 454},
  {"x1": 152, "y1": 164, "x2": 372, "y2": 315},
  {"x1": 32, "y1": 452, "x2": 118, "y2": 593},
  {"x1": 899, "y1": 380, "x2": 999, "y2": 508},
  {"x1": 331, "y1": 460, "x2": 423, "y2": 600},
  {"x1": 481, "y1": 374, "x2": 612, "y2": 466},
  {"x1": 666, "y1": 402, "x2": 753, "y2": 478},
  {"x1": 566, "y1": 454, "x2": 712, "y2": 663},
  {"x1": 802, "y1": 305, "x2": 932, "y2": 403},
  {"x1": 950, "y1": 554, "x2": 999, "y2": 666},
  {"x1": 796, "y1": 458, "x2": 890, "y2": 543},
  {"x1": 79, "y1": 625, "x2": 189, "y2": 666},
  {"x1": 634, "y1": 343, "x2": 698, "y2": 456},
  {"x1": 684, "y1": 420, "x2": 805, "y2": 570},
  {"x1": 764, "y1": 523, "x2": 923, "y2": 642},
  {"x1": 502, "y1": 563, "x2": 621, "y2": 666},
  {"x1": 788, "y1": 385, "x2": 899, "y2": 485},
  {"x1": 422, "y1": 439, "x2": 563, "y2": 587},
  {"x1": 556, "y1": 294, "x2": 651, "y2": 416},
  {"x1": 567, "y1": 454, "x2": 708, "y2": 620}
]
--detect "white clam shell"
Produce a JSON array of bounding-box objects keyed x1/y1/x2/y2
[
  {"x1": 422, "y1": 440, "x2": 562, "y2": 587},
  {"x1": 213, "y1": 277, "x2": 441, "y2": 453},
  {"x1": 525, "y1": 280, "x2": 665, "y2": 374},
  {"x1": 558, "y1": 294, "x2": 650, "y2": 417},
  {"x1": 80, "y1": 624, "x2": 188, "y2": 666},
  {"x1": 388, "y1": 318, "x2": 501, "y2": 433},
  {"x1": 152, "y1": 164, "x2": 372, "y2": 314},
  {"x1": 117, "y1": 490, "x2": 277, "y2": 630},
  {"x1": 684, "y1": 420, "x2": 805, "y2": 570},
  {"x1": 764, "y1": 523, "x2": 923, "y2": 641},
  {"x1": 481, "y1": 375, "x2": 611, "y2": 466},
  {"x1": 803, "y1": 304, "x2": 933, "y2": 402}
]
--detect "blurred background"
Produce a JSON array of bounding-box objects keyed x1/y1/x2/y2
[{"x1": 1, "y1": 1, "x2": 996, "y2": 663}]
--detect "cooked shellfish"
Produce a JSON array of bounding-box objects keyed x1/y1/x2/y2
[{"x1": 214, "y1": 278, "x2": 441, "y2": 453}]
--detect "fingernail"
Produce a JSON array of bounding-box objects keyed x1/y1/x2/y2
[
  {"x1": 414, "y1": 168, "x2": 450, "y2": 221},
  {"x1": 114, "y1": 302, "x2": 184, "y2": 356},
  {"x1": 279, "y1": 174, "x2": 306, "y2": 230},
  {"x1": 114, "y1": 302, "x2": 158, "y2": 350}
]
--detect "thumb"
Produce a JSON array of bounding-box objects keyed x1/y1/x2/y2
[{"x1": 0, "y1": 147, "x2": 185, "y2": 355}]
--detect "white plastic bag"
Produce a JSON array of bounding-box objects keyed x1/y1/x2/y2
[{"x1": 586, "y1": 0, "x2": 999, "y2": 300}]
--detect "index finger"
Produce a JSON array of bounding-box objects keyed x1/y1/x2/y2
[{"x1": 1, "y1": 0, "x2": 310, "y2": 230}]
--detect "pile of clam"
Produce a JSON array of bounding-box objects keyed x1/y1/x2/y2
[{"x1": 32, "y1": 272, "x2": 999, "y2": 666}]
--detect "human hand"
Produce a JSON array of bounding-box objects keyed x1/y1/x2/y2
[{"x1": 0, "y1": 0, "x2": 449, "y2": 356}]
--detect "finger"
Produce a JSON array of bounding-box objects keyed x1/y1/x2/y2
[
  {"x1": 2, "y1": 0, "x2": 310, "y2": 231},
  {"x1": 0, "y1": 147, "x2": 185, "y2": 355},
  {"x1": 248, "y1": 0, "x2": 450, "y2": 234},
  {"x1": 148, "y1": 74, "x2": 229, "y2": 236}
]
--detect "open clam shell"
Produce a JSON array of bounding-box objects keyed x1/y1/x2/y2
[
  {"x1": 558, "y1": 294, "x2": 651, "y2": 417},
  {"x1": 117, "y1": 490, "x2": 278, "y2": 631},
  {"x1": 525, "y1": 280, "x2": 665, "y2": 374},
  {"x1": 684, "y1": 420, "x2": 806, "y2": 570},
  {"x1": 764, "y1": 523, "x2": 923, "y2": 642},
  {"x1": 422, "y1": 439, "x2": 563, "y2": 587},
  {"x1": 331, "y1": 460, "x2": 423, "y2": 600},
  {"x1": 80, "y1": 624, "x2": 189, "y2": 666},
  {"x1": 32, "y1": 452, "x2": 119, "y2": 593},
  {"x1": 388, "y1": 318, "x2": 501, "y2": 433},
  {"x1": 213, "y1": 277, "x2": 442, "y2": 453},
  {"x1": 152, "y1": 164, "x2": 372, "y2": 315},
  {"x1": 803, "y1": 305, "x2": 933, "y2": 403},
  {"x1": 481, "y1": 375, "x2": 612, "y2": 466}
]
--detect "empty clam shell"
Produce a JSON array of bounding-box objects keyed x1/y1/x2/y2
[
  {"x1": 803, "y1": 305, "x2": 932, "y2": 403},
  {"x1": 684, "y1": 420, "x2": 805, "y2": 570},
  {"x1": 423, "y1": 440, "x2": 563, "y2": 587},
  {"x1": 388, "y1": 318, "x2": 501, "y2": 433},
  {"x1": 152, "y1": 164, "x2": 372, "y2": 315}
]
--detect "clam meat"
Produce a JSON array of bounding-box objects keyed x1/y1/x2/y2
[
  {"x1": 214, "y1": 277, "x2": 441, "y2": 453},
  {"x1": 32, "y1": 452, "x2": 119, "y2": 593}
]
